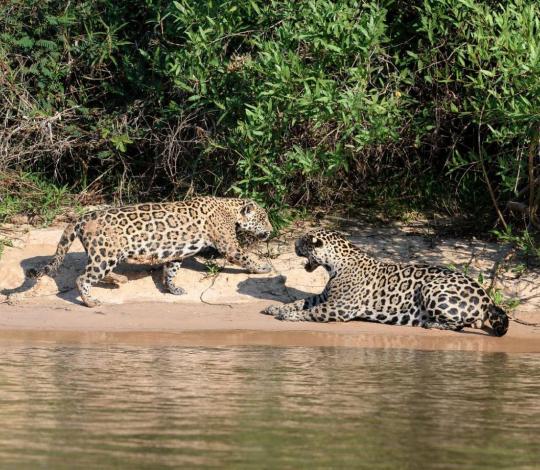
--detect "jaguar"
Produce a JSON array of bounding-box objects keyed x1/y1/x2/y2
[
  {"x1": 28, "y1": 197, "x2": 273, "y2": 307},
  {"x1": 263, "y1": 228, "x2": 509, "y2": 336}
]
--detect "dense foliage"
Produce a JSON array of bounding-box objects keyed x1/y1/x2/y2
[{"x1": 0, "y1": 0, "x2": 538, "y2": 231}]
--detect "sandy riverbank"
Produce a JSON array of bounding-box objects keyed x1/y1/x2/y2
[
  {"x1": 1, "y1": 301, "x2": 539, "y2": 352},
  {"x1": 1, "y1": 222, "x2": 539, "y2": 352}
]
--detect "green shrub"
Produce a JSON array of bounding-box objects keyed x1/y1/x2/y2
[
  {"x1": 0, "y1": 0, "x2": 538, "y2": 233},
  {"x1": 414, "y1": 0, "x2": 539, "y2": 217},
  {"x1": 0, "y1": 171, "x2": 78, "y2": 224}
]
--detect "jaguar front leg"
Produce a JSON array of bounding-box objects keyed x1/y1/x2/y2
[
  {"x1": 263, "y1": 292, "x2": 327, "y2": 317},
  {"x1": 214, "y1": 236, "x2": 271, "y2": 274},
  {"x1": 275, "y1": 299, "x2": 353, "y2": 322},
  {"x1": 162, "y1": 260, "x2": 186, "y2": 295},
  {"x1": 102, "y1": 272, "x2": 128, "y2": 287}
]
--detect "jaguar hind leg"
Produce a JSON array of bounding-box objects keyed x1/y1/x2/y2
[
  {"x1": 162, "y1": 261, "x2": 186, "y2": 295},
  {"x1": 419, "y1": 282, "x2": 476, "y2": 333},
  {"x1": 76, "y1": 256, "x2": 119, "y2": 307},
  {"x1": 422, "y1": 319, "x2": 465, "y2": 332}
]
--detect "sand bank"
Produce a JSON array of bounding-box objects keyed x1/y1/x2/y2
[{"x1": 1, "y1": 223, "x2": 539, "y2": 352}]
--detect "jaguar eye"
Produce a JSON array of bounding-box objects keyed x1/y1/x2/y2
[{"x1": 311, "y1": 237, "x2": 323, "y2": 248}]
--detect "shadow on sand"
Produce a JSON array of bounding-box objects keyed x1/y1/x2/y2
[
  {"x1": 237, "y1": 275, "x2": 315, "y2": 303},
  {"x1": 2, "y1": 253, "x2": 303, "y2": 306}
]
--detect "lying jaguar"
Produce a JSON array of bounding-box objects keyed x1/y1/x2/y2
[
  {"x1": 263, "y1": 229, "x2": 509, "y2": 336},
  {"x1": 28, "y1": 197, "x2": 273, "y2": 307}
]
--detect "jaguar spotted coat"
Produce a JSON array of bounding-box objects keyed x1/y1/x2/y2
[
  {"x1": 263, "y1": 229, "x2": 509, "y2": 336},
  {"x1": 29, "y1": 197, "x2": 273, "y2": 307}
]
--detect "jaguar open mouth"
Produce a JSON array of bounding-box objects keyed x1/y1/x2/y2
[{"x1": 304, "y1": 259, "x2": 318, "y2": 272}]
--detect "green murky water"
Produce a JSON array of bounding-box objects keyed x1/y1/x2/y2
[{"x1": 0, "y1": 345, "x2": 538, "y2": 469}]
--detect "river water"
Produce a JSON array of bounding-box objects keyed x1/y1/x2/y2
[{"x1": 0, "y1": 345, "x2": 538, "y2": 469}]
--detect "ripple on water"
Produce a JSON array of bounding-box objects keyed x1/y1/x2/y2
[{"x1": 0, "y1": 346, "x2": 539, "y2": 469}]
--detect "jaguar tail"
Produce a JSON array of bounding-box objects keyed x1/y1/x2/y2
[{"x1": 27, "y1": 223, "x2": 77, "y2": 279}]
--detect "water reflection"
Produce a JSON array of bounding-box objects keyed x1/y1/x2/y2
[{"x1": 0, "y1": 346, "x2": 538, "y2": 469}]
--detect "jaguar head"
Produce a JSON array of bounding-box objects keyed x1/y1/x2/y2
[
  {"x1": 295, "y1": 229, "x2": 354, "y2": 273},
  {"x1": 236, "y1": 200, "x2": 273, "y2": 241}
]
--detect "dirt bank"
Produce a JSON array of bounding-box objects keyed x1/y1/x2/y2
[{"x1": 1, "y1": 221, "x2": 539, "y2": 352}]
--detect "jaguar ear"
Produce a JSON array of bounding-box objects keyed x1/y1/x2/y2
[
  {"x1": 311, "y1": 236, "x2": 323, "y2": 247},
  {"x1": 240, "y1": 201, "x2": 256, "y2": 216}
]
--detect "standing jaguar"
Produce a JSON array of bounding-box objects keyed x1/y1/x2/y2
[
  {"x1": 263, "y1": 229, "x2": 509, "y2": 336},
  {"x1": 28, "y1": 197, "x2": 273, "y2": 307}
]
